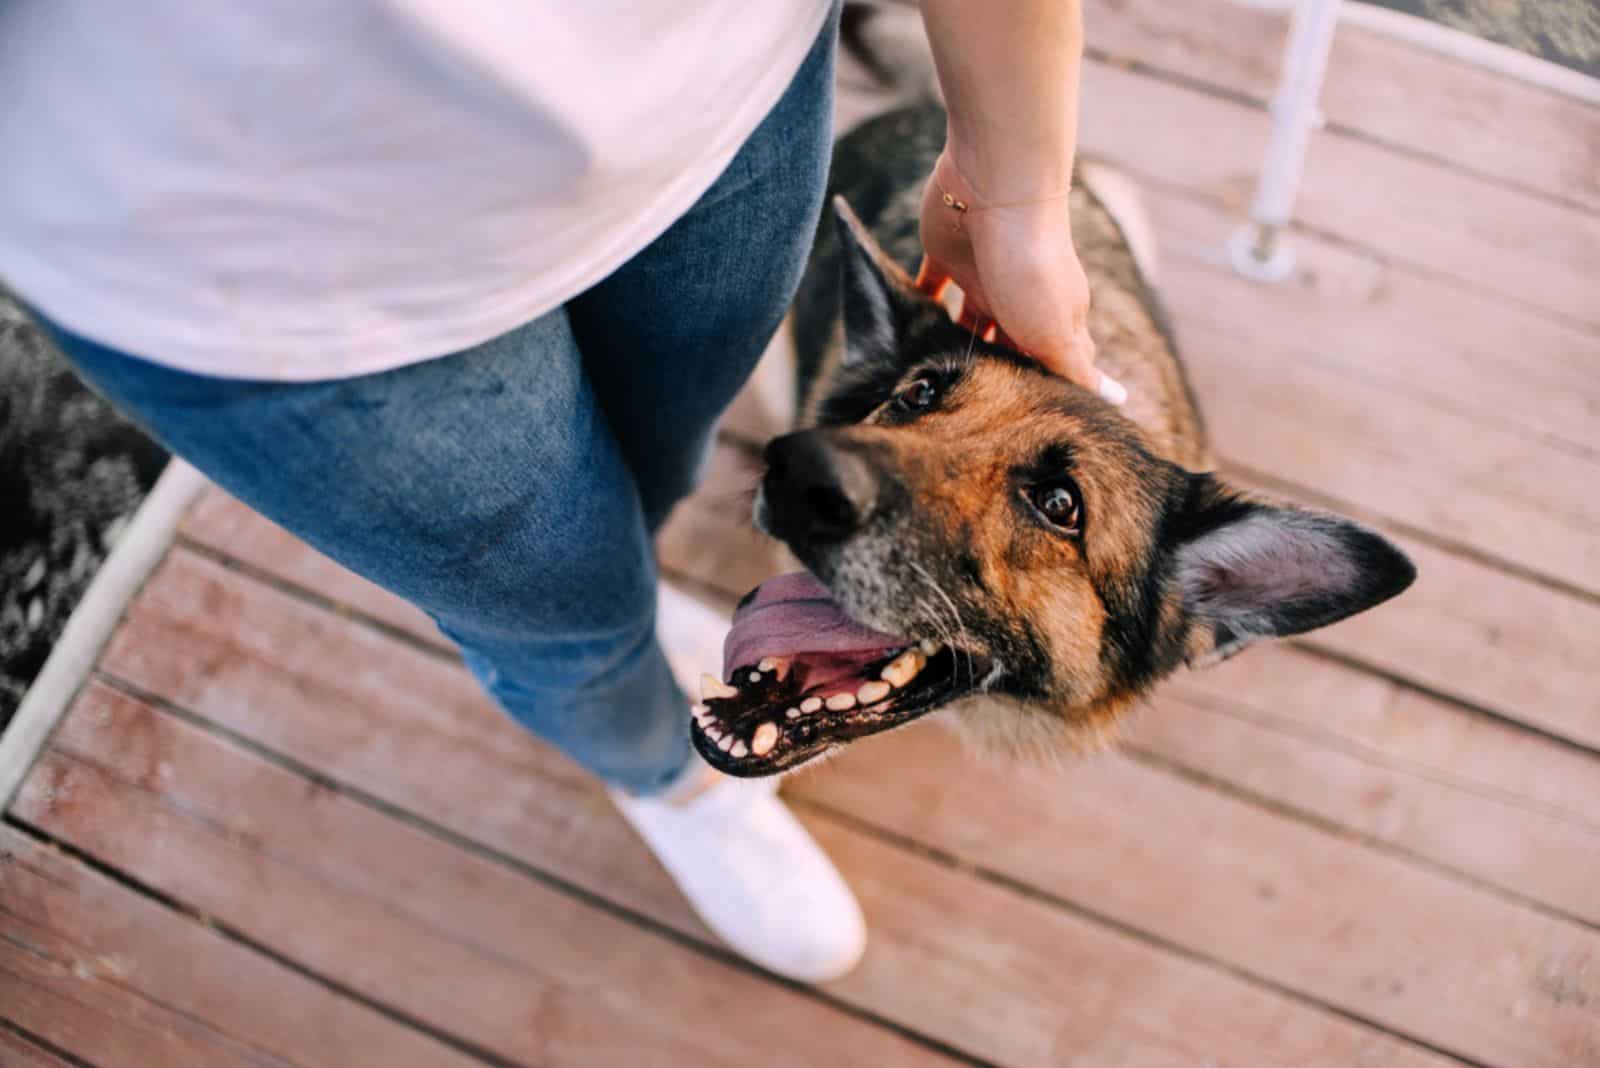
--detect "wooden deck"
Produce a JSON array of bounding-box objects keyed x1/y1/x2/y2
[{"x1": 4, "y1": 4, "x2": 1598, "y2": 1065}]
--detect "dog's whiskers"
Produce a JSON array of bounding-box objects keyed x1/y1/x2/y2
[{"x1": 910, "y1": 560, "x2": 977, "y2": 689}]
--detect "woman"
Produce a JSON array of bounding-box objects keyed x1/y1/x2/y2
[{"x1": 0, "y1": 0, "x2": 1110, "y2": 981}]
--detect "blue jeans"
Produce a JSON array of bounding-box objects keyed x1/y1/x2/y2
[{"x1": 40, "y1": 12, "x2": 836, "y2": 795}]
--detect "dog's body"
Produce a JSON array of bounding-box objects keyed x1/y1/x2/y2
[{"x1": 690, "y1": 102, "x2": 1414, "y2": 776}]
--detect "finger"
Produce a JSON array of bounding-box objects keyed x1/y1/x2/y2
[
  {"x1": 913, "y1": 257, "x2": 953, "y2": 300},
  {"x1": 1062, "y1": 328, "x2": 1127, "y2": 406},
  {"x1": 957, "y1": 287, "x2": 995, "y2": 334}
]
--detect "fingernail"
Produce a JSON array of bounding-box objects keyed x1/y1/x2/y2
[{"x1": 1098, "y1": 372, "x2": 1128, "y2": 406}]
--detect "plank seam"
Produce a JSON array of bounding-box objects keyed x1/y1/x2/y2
[
  {"x1": 0, "y1": 461, "x2": 209, "y2": 812},
  {"x1": 791, "y1": 796, "x2": 1488, "y2": 1068},
  {"x1": 2, "y1": 816, "x2": 520, "y2": 1068},
  {"x1": 171, "y1": 534, "x2": 461, "y2": 661},
  {"x1": 76, "y1": 674, "x2": 1000, "y2": 1068},
  {"x1": 0, "y1": 897, "x2": 309, "y2": 1068},
  {"x1": 1110, "y1": 149, "x2": 1600, "y2": 342},
  {"x1": 0, "y1": 1016, "x2": 101, "y2": 1068},
  {"x1": 1121, "y1": 740, "x2": 1600, "y2": 934},
  {"x1": 1166, "y1": 687, "x2": 1600, "y2": 834},
  {"x1": 1286, "y1": 639, "x2": 1600, "y2": 765},
  {"x1": 1078, "y1": 46, "x2": 1600, "y2": 220}
]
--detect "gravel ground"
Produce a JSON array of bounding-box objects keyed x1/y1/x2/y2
[{"x1": 0, "y1": 296, "x2": 167, "y2": 732}]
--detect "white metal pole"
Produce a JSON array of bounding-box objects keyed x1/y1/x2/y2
[{"x1": 1229, "y1": 0, "x2": 1343, "y2": 281}]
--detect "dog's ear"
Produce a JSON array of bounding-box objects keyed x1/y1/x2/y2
[
  {"x1": 832, "y1": 196, "x2": 926, "y2": 370},
  {"x1": 1166, "y1": 474, "x2": 1416, "y2": 666}
]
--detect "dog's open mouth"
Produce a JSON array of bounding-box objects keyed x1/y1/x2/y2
[{"x1": 690, "y1": 572, "x2": 980, "y2": 776}]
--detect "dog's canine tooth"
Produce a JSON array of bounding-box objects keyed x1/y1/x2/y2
[
  {"x1": 918, "y1": 638, "x2": 942, "y2": 656},
  {"x1": 756, "y1": 656, "x2": 791, "y2": 680},
  {"x1": 748, "y1": 671, "x2": 762, "y2": 683},
  {"x1": 704, "y1": 724, "x2": 724, "y2": 742},
  {"x1": 880, "y1": 648, "x2": 927, "y2": 688},
  {"x1": 730, "y1": 740, "x2": 750, "y2": 758},
  {"x1": 700, "y1": 673, "x2": 738, "y2": 701},
  {"x1": 692, "y1": 704, "x2": 714, "y2": 726},
  {"x1": 800, "y1": 696, "x2": 823, "y2": 713},
  {"x1": 785, "y1": 707, "x2": 801, "y2": 720},
  {"x1": 825, "y1": 692, "x2": 857, "y2": 711},
  {"x1": 751, "y1": 722, "x2": 779, "y2": 755},
  {"x1": 857, "y1": 680, "x2": 891, "y2": 704},
  {"x1": 717, "y1": 733, "x2": 735, "y2": 752}
]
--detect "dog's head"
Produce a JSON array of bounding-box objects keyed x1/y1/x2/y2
[{"x1": 692, "y1": 199, "x2": 1415, "y2": 775}]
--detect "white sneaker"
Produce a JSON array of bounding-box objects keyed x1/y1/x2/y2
[{"x1": 608, "y1": 582, "x2": 867, "y2": 983}]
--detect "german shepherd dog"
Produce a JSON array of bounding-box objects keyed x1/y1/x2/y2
[{"x1": 690, "y1": 101, "x2": 1415, "y2": 776}]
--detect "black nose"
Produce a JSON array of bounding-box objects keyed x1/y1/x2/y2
[{"x1": 762, "y1": 431, "x2": 882, "y2": 544}]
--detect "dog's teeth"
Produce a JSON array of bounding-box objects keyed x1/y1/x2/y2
[
  {"x1": 748, "y1": 671, "x2": 762, "y2": 683},
  {"x1": 700, "y1": 673, "x2": 738, "y2": 701},
  {"x1": 825, "y1": 692, "x2": 857, "y2": 711},
  {"x1": 919, "y1": 638, "x2": 942, "y2": 656},
  {"x1": 785, "y1": 707, "x2": 801, "y2": 720},
  {"x1": 857, "y1": 680, "x2": 891, "y2": 704},
  {"x1": 730, "y1": 740, "x2": 749, "y2": 758},
  {"x1": 751, "y1": 722, "x2": 778, "y2": 756},
  {"x1": 717, "y1": 733, "x2": 735, "y2": 752},
  {"x1": 800, "y1": 697, "x2": 823, "y2": 713},
  {"x1": 880, "y1": 648, "x2": 927, "y2": 688},
  {"x1": 704, "y1": 724, "x2": 724, "y2": 742},
  {"x1": 692, "y1": 704, "x2": 714, "y2": 726},
  {"x1": 756, "y1": 656, "x2": 790, "y2": 680}
]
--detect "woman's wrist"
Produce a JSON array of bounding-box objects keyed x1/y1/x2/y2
[{"x1": 935, "y1": 140, "x2": 1073, "y2": 213}]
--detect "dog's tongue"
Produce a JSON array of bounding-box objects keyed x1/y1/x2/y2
[{"x1": 723, "y1": 572, "x2": 904, "y2": 678}]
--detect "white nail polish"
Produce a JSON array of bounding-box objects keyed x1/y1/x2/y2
[{"x1": 1098, "y1": 372, "x2": 1128, "y2": 407}]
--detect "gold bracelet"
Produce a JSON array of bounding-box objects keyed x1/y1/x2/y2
[{"x1": 937, "y1": 181, "x2": 1073, "y2": 229}]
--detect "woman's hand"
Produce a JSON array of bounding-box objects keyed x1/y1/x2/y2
[
  {"x1": 915, "y1": 1, "x2": 1124, "y2": 404},
  {"x1": 918, "y1": 148, "x2": 1122, "y2": 403}
]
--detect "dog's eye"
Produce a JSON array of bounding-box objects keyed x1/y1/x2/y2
[
  {"x1": 1029, "y1": 479, "x2": 1082, "y2": 532},
  {"x1": 893, "y1": 376, "x2": 938, "y2": 414}
]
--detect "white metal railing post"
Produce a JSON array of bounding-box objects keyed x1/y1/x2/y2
[{"x1": 1228, "y1": 0, "x2": 1343, "y2": 281}]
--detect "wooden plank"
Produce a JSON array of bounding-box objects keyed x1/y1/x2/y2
[
  {"x1": 1135, "y1": 194, "x2": 1600, "y2": 597},
  {"x1": 92, "y1": 553, "x2": 1466, "y2": 1067},
  {"x1": 1147, "y1": 187, "x2": 1598, "y2": 457},
  {"x1": 15, "y1": 685, "x2": 943, "y2": 1068},
  {"x1": 1074, "y1": 52, "x2": 1600, "y2": 330},
  {"x1": 789, "y1": 726, "x2": 1600, "y2": 1068},
  {"x1": 656, "y1": 440, "x2": 788, "y2": 601},
  {"x1": 1140, "y1": 648, "x2": 1600, "y2": 925},
  {"x1": 1184, "y1": 312, "x2": 1598, "y2": 600},
  {"x1": 0, "y1": 1026, "x2": 77, "y2": 1068},
  {"x1": 0, "y1": 825, "x2": 482, "y2": 1068},
  {"x1": 182, "y1": 487, "x2": 442, "y2": 646},
  {"x1": 1089, "y1": 0, "x2": 1600, "y2": 211}
]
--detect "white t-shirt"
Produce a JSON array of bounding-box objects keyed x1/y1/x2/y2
[{"x1": 0, "y1": 0, "x2": 833, "y2": 381}]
